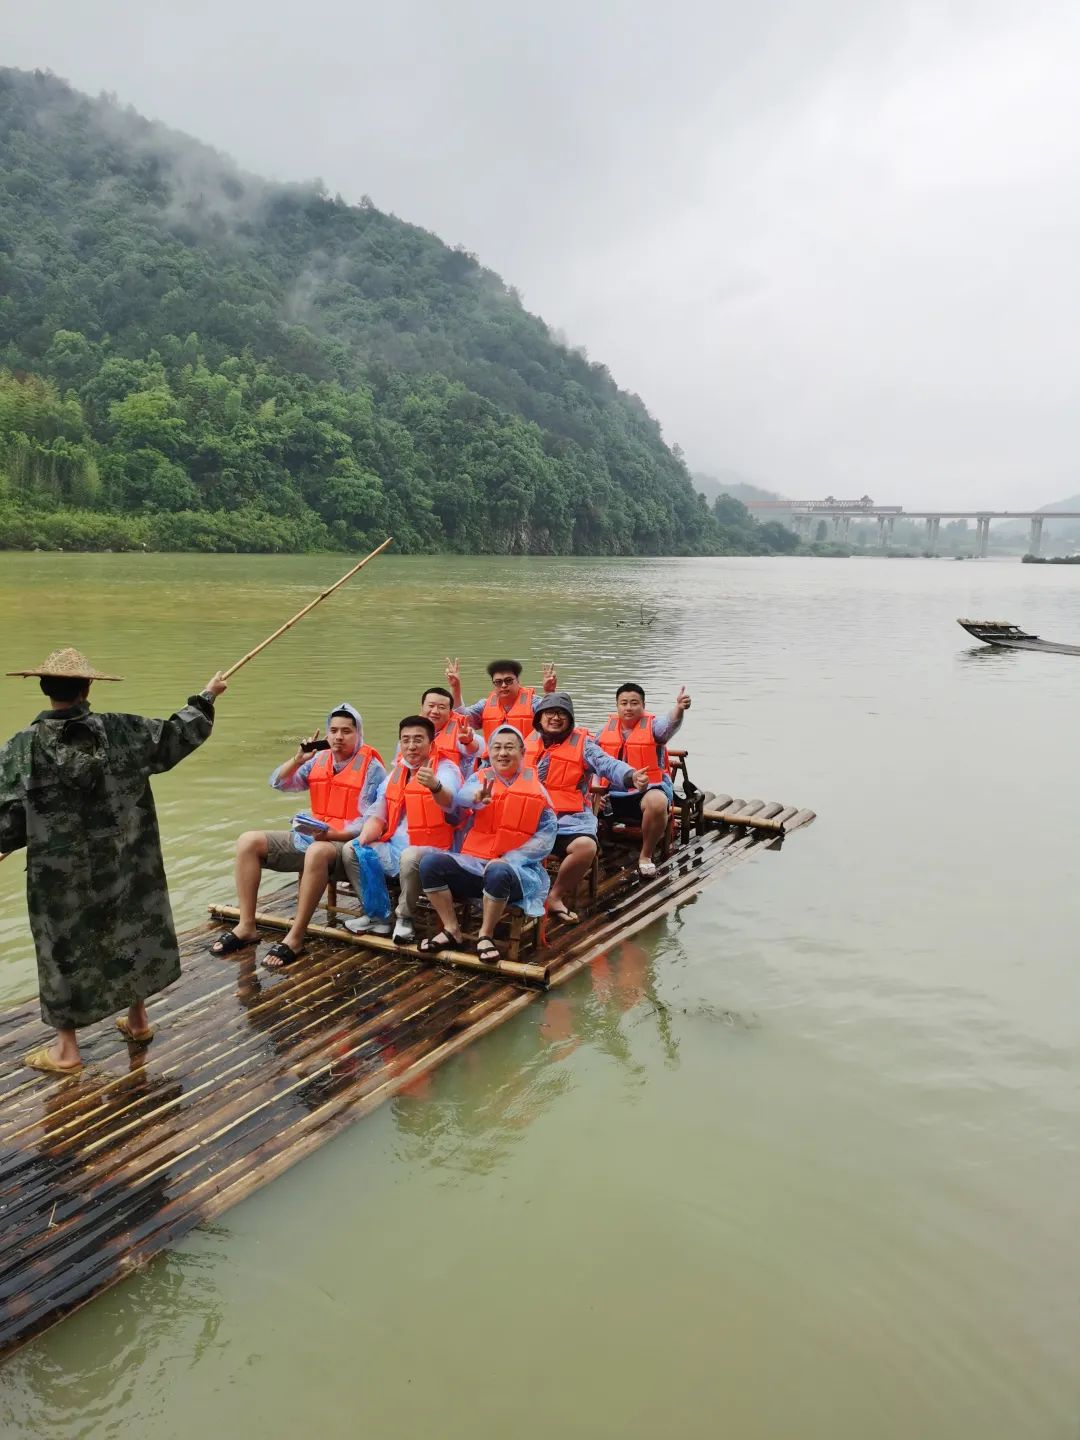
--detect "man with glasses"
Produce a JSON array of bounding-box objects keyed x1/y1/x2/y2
[{"x1": 445, "y1": 657, "x2": 559, "y2": 743}]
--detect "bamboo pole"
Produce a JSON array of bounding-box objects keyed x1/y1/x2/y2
[
  {"x1": 703, "y1": 809, "x2": 787, "y2": 832},
  {"x1": 208, "y1": 905, "x2": 549, "y2": 986},
  {"x1": 221, "y1": 537, "x2": 393, "y2": 679}
]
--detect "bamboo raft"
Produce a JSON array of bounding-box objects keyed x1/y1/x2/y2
[
  {"x1": 957, "y1": 618, "x2": 1080, "y2": 656},
  {"x1": 0, "y1": 783, "x2": 814, "y2": 1360}
]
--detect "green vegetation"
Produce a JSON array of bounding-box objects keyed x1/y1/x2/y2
[{"x1": 0, "y1": 67, "x2": 798, "y2": 557}]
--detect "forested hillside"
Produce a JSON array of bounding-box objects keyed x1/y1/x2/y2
[{"x1": 0, "y1": 68, "x2": 794, "y2": 555}]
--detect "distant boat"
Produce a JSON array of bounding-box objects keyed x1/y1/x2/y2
[{"x1": 957, "y1": 618, "x2": 1080, "y2": 656}]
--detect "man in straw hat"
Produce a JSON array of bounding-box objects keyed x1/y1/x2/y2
[{"x1": 0, "y1": 647, "x2": 227, "y2": 1075}]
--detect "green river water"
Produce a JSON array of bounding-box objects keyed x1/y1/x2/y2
[{"x1": 0, "y1": 553, "x2": 1078, "y2": 1438}]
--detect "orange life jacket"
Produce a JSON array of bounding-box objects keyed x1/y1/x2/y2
[
  {"x1": 307, "y1": 745, "x2": 383, "y2": 827},
  {"x1": 432, "y1": 716, "x2": 468, "y2": 766},
  {"x1": 462, "y1": 766, "x2": 549, "y2": 860},
  {"x1": 595, "y1": 714, "x2": 666, "y2": 786},
  {"x1": 524, "y1": 727, "x2": 588, "y2": 814},
  {"x1": 380, "y1": 760, "x2": 460, "y2": 849},
  {"x1": 479, "y1": 685, "x2": 535, "y2": 741}
]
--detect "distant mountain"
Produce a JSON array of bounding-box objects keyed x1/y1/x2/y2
[
  {"x1": 692, "y1": 470, "x2": 786, "y2": 505},
  {"x1": 1039, "y1": 493, "x2": 1080, "y2": 513},
  {"x1": 0, "y1": 66, "x2": 747, "y2": 555}
]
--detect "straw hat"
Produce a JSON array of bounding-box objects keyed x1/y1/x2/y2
[{"x1": 6, "y1": 647, "x2": 123, "y2": 681}]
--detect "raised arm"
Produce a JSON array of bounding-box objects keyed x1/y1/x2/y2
[
  {"x1": 270, "y1": 739, "x2": 319, "y2": 792},
  {"x1": 653, "y1": 686, "x2": 692, "y2": 746},
  {"x1": 139, "y1": 673, "x2": 226, "y2": 775},
  {"x1": 445, "y1": 657, "x2": 464, "y2": 709}
]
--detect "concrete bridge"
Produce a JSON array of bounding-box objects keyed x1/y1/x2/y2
[{"x1": 744, "y1": 500, "x2": 1080, "y2": 556}]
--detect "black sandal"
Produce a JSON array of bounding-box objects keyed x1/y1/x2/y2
[
  {"x1": 547, "y1": 905, "x2": 579, "y2": 925},
  {"x1": 475, "y1": 937, "x2": 501, "y2": 963},
  {"x1": 262, "y1": 940, "x2": 305, "y2": 971},
  {"x1": 418, "y1": 930, "x2": 462, "y2": 954},
  {"x1": 209, "y1": 930, "x2": 256, "y2": 958}
]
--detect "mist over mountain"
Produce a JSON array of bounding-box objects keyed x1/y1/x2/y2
[
  {"x1": 0, "y1": 67, "x2": 795, "y2": 555},
  {"x1": 692, "y1": 470, "x2": 785, "y2": 505}
]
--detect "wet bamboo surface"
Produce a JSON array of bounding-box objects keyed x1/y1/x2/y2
[{"x1": 0, "y1": 797, "x2": 813, "y2": 1360}]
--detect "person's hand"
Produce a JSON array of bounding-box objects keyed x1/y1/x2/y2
[
  {"x1": 541, "y1": 661, "x2": 558, "y2": 693},
  {"x1": 674, "y1": 685, "x2": 691, "y2": 713},
  {"x1": 416, "y1": 763, "x2": 439, "y2": 792},
  {"x1": 445, "y1": 656, "x2": 461, "y2": 687},
  {"x1": 458, "y1": 720, "x2": 475, "y2": 749},
  {"x1": 204, "y1": 672, "x2": 228, "y2": 698},
  {"x1": 295, "y1": 728, "x2": 321, "y2": 760},
  {"x1": 473, "y1": 775, "x2": 495, "y2": 808},
  {"x1": 630, "y1": 767, "x2": 650, "y2": 791}
]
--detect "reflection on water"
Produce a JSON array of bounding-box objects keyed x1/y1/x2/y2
[
  {"x1": 392, "y1": 940, "x2": 668, "y2": 1176},
  {"x1": 1, "y1": 554, "x2": 1079, "y2": 1438}
]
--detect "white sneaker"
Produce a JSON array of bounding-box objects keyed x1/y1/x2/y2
[
  {"x1": 344, "y1": 915, "x2": 392, "y2": 936},
  {"x1": 392, "y1": 918, "x2": 416, "y2": 946}
]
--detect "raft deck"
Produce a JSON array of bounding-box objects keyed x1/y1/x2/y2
[{"x1": 0, "y1": 798, "x2": 813, "y2": 1360}]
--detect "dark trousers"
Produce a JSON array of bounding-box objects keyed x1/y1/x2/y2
[{"x1": 418, "y1": 852, "x2": 524, "y2": 904}]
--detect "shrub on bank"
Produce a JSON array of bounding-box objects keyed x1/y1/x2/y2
[{"x1": 0, "y1": 503, "x2": 334, "y2": 553}]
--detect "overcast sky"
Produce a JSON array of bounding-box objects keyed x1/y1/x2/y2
[{"x1": 8, "y1": 0, "x2": 1080, "y2": 506}]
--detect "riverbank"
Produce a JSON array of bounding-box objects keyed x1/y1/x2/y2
[{"x1": 0, "y1": 501, "x2": 828, "y2": 557}]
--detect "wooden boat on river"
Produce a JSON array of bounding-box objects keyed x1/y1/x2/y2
[
  {"x1": 957, "y1": 618, "x2": 1080, "y2": 656},
  {"x1": 0, "y1": 752, "x2": 814, "y2": 1360}
]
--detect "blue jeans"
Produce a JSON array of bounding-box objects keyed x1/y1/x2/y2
[{"x1": 418, "y1": 852, "x2": 524, "y2": 904}]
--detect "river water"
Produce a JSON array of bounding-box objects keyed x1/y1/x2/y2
[{"x1": 0, "y1": 553, "x2": 1077, "y2": 1438}]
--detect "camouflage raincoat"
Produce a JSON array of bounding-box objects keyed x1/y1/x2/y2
[{"x1": 0, "y1": 695, "x2": 214, "y2": 1028}]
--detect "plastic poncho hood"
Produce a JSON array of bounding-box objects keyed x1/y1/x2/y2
[
  {"x1": 488, "y1": 723, "x2": 526, "y2": 750},
  {"x1": 326, "y1": 701, "x2": 364, "y2": 756},
  {"x1": 532, "y1": 690, "x2": 575, "y2": 732}
]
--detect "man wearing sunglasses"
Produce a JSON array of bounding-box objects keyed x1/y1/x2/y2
[{"x1": 445, "y1": 656, "x2": 559, "y2": 743}]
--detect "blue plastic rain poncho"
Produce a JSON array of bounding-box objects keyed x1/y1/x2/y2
[{"x1": 348, "y1": 757, "x2": 464, "y2": 918}]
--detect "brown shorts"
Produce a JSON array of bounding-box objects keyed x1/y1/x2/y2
[{"x1": 263, "y1": 830, "x2": 352, "y2": 883}]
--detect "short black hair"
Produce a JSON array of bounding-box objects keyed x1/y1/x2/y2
[
  {"x1": 328, "y1": 708, "x2": 358, "y2": 727},
  {"x1": 39, "y1": 676, "x2": 90, "y2": 703},
  {"x1": 616, "y1": 683, "x2": 646, "y2": 703},
  {"x1": 399, "y1": 714, "x2": 436, "y2": 740},
  {"x1": 421, "y1": 686, "x2": 453, "y2": 704},
  {"x1": 486, "y1": 659, "x2": 522, "y2": 679}
]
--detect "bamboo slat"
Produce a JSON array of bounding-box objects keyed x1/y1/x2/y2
[{"x1": 208, "y1": 906, "x2": 549, "y2": 986}]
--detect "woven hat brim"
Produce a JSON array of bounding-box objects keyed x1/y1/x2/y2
[{"x1": 5, "y1": 667, "x2": 123, "y2": 681}]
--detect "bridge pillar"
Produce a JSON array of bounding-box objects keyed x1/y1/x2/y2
[
  {"x1": 926, "y1": 516, "x2": 940, "y2": 555},
  {"x1": 975, "y1": 515, "x2": 991, "y2": 557},
  {"x1": 877, "y1": 515, "x2": 887, "y2": 548},
  {"x1": 885, "y1": 515, "x2": 895, "y2": 547},
  {"x1": 1029, "y1": 514, "x2": 1044, "y2": 557}
]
